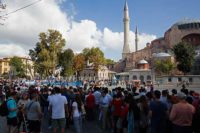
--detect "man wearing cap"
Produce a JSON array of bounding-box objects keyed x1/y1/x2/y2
[{"x1": 170, "y1": 92, "x2": 195, "y2": 133}]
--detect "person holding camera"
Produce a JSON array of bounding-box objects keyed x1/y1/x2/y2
[
  {"x1": 17, "y1": 93, "x2": 30, "y2": 132},
  {"x1": 25, "y1": 92, "x2": 43, "y2": 133}
]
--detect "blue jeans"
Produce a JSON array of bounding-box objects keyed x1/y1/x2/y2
[{"x1": 73, "y1": 116, "x2": 82, "y2": 133}]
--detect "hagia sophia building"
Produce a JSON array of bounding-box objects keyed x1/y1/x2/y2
[{"x1": 113, "y1": 0, "x2": 200, "y2": 76}]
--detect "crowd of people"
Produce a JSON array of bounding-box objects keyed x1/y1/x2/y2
[{"x1": 0, "y1": 80, "x2": 200, "y2": 133}]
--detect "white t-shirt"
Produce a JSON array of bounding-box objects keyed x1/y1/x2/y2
[
  {"x1": 47, "y1": 94, "x2": 54, "y2": 103},
  {"x1": 72, "y1": 102, "x2": 81, "y2": 118},
  {"x1": 49, "y1": 94, "x2": 68, "y2": 119}
]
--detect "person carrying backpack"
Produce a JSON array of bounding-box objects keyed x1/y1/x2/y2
[
  {"x1": 25, "y1": 92, "x2": 43, "y2": 133},
  {"x1": 6, "y1": 91, "x2": 18, "y2": 133}
]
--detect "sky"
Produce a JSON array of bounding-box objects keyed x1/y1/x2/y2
[{"x1": 0, "y1": 0, "x2": 199, "y2": 61}]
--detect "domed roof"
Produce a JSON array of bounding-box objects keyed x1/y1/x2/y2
[
  {"x1": 138, "y1": 59, "x2": 148, "y2": 64},
  {"x1": 173, "y1": 18, "x2": 200, "y2": 27},
  {"x1": 153, "y1": 52, "x2": 171, "y2": 58}
]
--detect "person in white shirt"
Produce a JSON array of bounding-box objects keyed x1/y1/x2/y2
[
  {"x1": 100, "y1": 89, "x2": 112, "y2": 130},
  {"x1": 49, "y1": 87, "x2": 69, "y2": 133},
  {"x1": 72, "y1": 94, "x2": 83, "y2": 133}
]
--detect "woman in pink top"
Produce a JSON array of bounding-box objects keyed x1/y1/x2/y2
[{"x1": 169, "y1": 92, "x2": 195, "y2": 133}]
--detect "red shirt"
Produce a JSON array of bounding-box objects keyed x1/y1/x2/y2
[
  {"x1": 112, "y1": 99, "x2": 123, "y2": 116},
  {"x1": 121, "y1": 105, "x2": 129, "y2": 118},
  {"x1": 86, "y1": 93, "x2": 95, "y2": 109}
]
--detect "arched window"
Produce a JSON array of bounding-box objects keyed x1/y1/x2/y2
[
  {"x1": 147, "y1": 75, "x2": 151, "y2": 80},
  {"x1": 140, "y1": 75, "x2": 144, "y2": 83},
  {"x1": 133, "y1": 75, "x2": 137, "y2": 80}
]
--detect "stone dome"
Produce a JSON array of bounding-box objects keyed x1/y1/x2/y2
[
  {"x1": 138, "y1": 59, "x2": 148, "y2": 64},
  {"x1": 172, "y1": 19, "x2": 200, "y2": 30},
  {"x1": 153, "y1": 52, "x2": 171, "y2": 58},
  {"x1": 173, "y1": 19, "x2": 200, "y2": 27}
]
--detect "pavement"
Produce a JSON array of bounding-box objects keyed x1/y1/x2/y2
[
  {"x1": 108, "y1": 84, "x2": 200, "y2": 93},
  {"x1": 154, "y1": 84, "x2": 200, "y2": 93},
  {"x1": 0, "y1": 116, "x2": 108, "y2": 133}
]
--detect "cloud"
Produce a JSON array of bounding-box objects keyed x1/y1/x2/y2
[
  {"x1": 0, "y1": 0, "x2": 70, "y2": 49},
  {"x1": 0, "y1": 44, "x2": 27, "y2": 58},
  {"x1": 0, "y1": 0, "x2": 156, "y2": 61},
  {"x1": 66, "y1": 20, "x2": 102, "y2": 52}
]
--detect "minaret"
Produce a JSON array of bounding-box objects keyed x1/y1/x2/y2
[
  {"x1": 122, "y1": 0, "x2": 130, "y2": 59},
  {"x1": 135, "y1": 26, "x2": 138, "y2": 52}
]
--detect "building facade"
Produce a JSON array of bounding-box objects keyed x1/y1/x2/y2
[
  {"x1": 114, "y1": 1, "x2": 200, "y2": 75},
  {"x1": 0, "y1": 58, "x2": 10, "y2": 75},
  {"x1": 0, "y1": 57, "x2": 34, "y2": 79},
  {"x1": 79, "y1": 63, "x2": 110, "y2": 81},
  {"x1": 114, "y1": 2, "x2": 154, "y2": 73},
  {"x1": 113, "y1": 2, "x2": 200, "y2": 85},
  {"x1": 151, "y1": 19, "x2": 200, "y2": 53},
  {"x1": 116, "y1": 59, "x2": 152, "y2": 86}
]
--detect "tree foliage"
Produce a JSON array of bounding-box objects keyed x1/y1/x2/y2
[
  {"x1": 73, "y1": 54, "x2": 85, "y2": 79},
  {"x1": 172, "y1": 41, "x2": 195, "y2": 74},
  {"x1": 82, "y1": 47, "x2": 105, "y2": 71},
  {"x1": 59, "y1": 49, "x2": 74, "y2": 77},
  {"x1": 9, "y1": 56, "x2": 26, "y2": 78},
  {"x1": 105, "y1": 59, "x2": 116, "y2": 65},
  {"x1": 154, "y1": 59, "x2": 175, "y2": 75},
  {"x1": 29, "y1": 29, "x2": 65, "y2": 78},
  {"x1": 29, "y1": 29, "x2": 113, "y2": 79}
]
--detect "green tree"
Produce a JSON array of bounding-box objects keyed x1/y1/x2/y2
[
  {"x1": 154, "y1": 59, "x2": 175, "y2": 75},
  {"x1": 29, "y1": 29, "x2": 66, "y2": 78},
  {"x1": 9, "y1": 56, "x2": 26, "y2": 78},
  {"x1": 105, "y1": 59, "x2": 116, "y2": 65},
  {"x1": 172, "y1": 41, "x2": 195, "y2": 74},
  {"x1": 73, "y1": 54, "x2": 85, "y2": 80},
  {"x1": 82, "y1": 47, "x2": 105, "y2": 71},
  {"x1": 59, "y1": 49, "x2": 74, "y2": 77}
]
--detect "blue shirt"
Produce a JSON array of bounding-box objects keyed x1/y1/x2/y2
[
  {"x1": 100, "y1": 94, "x2": 112, "y2": 107},
  {"x1": 149, "y1": 100, "x2": 167, "y2": 127},
  {"x1": 7, "y1": 97, "x2": 17, "y2": 118}
]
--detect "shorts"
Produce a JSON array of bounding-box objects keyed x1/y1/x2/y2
[
  {"x1": 52, "y1": 118, "x2": 66, "y2": 129},
  {"x1": 7, "y1": 117, "x2": 18, "y2": 126},
  {"x1": 28, "y1": 120, "x2": 41, "y2": 132}
]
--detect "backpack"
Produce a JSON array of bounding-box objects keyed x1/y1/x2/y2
[{"x1": 0, "y1": 99, "x2": 11, "y2": 116}]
